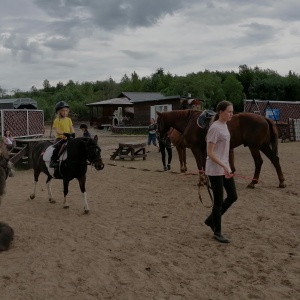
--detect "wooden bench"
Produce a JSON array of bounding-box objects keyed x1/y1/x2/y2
[{"x1": 110, "y1": 142, "x2": 147, "y2": 160}]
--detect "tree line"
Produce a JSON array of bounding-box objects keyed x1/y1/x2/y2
[{"x1": 1, "y1": 64, "x2": 300, "y2": 121}]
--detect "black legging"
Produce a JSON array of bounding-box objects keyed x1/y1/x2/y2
[
  {"x1": 208, "y1": 175, "x2": 238, "y2": 233},
  {"x1": 159, "y1": 140, "x2": 172, "y2": 167}
]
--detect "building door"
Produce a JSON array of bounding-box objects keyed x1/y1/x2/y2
[{"x1": 150, "y1": 104, "x2": 172, "y2": 121}]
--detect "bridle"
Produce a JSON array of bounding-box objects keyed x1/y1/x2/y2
[{"x1": 86, "y1": 144, "x2": 103, "y2": 166}]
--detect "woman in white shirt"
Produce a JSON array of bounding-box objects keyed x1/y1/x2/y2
[
  {"x1": 204, "y1": 101, "x2": 238, "y2": 243},
  {"x1": 2, "y1": 130, "x2": 14, "y2": 150}
]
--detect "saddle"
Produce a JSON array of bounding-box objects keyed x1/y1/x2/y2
[{"x1": 196, "y1": 110, "x2": 216, "y2": 129}]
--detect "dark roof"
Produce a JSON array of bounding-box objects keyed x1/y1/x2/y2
[
  {"x1": 86, "y1": 92, "x2": 180, "y2": 107},
  {"x1": 119, "y1": 92, "x2": 180, "y2": 103},
  {"x1": 0, "y1": 98, "x2": 37, "y2": 109},
  {"x1": 86, "y1": 98, "x2": 132, "y2": 106}
]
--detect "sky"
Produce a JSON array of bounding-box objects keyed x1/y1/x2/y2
[{"x1": 1, "y1": 0, "x2": 300, "y2": 93}]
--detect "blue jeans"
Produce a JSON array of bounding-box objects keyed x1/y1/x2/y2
[{"x1": 148, "y1": 133, "x2": 157, "y2": 146}]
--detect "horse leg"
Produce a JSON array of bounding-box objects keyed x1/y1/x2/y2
[
  {"x1": 30, "y1": 168, "x2": 41, "y2": 200},
  {"x1": 229, "y1": 149, "x2": 236, "y2": 173},
  {"x1": 260, "y1": 145, "x2": 286, "y2": 188},
  {"x1": 46, "y1": 177, "x2": 55, "y2": 203},
  {"x1": 78, "y1": 175, "x2": 89, "y2": 214},
  {"x1": 62, "y1": 179, "x2": 70, "y2": 209},
  {"x1": 183, "y1": 147, "x2": 187, "y2": 172},
  {"x1": 191, "y1": 146, "x2": 206, "y2": 186},
  {"x1": 176, "y1": 145, "x2": 186, "y2": 173},
  {"x1": 247, "y1": 147, "x2": 263, "y2": 188}
]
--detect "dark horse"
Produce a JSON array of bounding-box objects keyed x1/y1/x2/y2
[
  {"x1": 157, "y1": 110, "x2": 286, "y2": 188},
  {"x1": 30, "y1": 136, "x2": 104, "y2": 213}
]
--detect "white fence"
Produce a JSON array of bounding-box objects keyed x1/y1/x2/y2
[
  {"x1": 293, "y1": 119, "x2": 300, "y2": 141},
  {"x1": 0, "y1": 109, "x2": 44, "y2": 138}
]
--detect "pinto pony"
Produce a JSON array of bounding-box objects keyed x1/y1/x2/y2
[
  {"x1": 157, "y1": 110, "x2": 286, "y2": 188},
  {"x1": 30, "y1": 136, "x2": 104, "y2": 213}
]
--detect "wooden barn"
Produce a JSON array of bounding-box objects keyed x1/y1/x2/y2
[{"x1": 86, "y1": 92, "x2": 183, "y2": 127}]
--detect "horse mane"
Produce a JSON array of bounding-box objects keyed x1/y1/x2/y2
[{"x1": 165, "y1": 109, "x2": 195, "y2": 122}]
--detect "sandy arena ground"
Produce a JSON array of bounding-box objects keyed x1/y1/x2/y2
[{"x1": 0, "y1": 125, "x2": 299, "y2": 300}]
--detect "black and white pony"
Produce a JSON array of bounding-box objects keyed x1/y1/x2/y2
[{"x1": 30, "y1": 135, "x2": 104, "y2": 213}]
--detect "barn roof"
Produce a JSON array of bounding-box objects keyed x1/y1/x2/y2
[
  {"x1": 86, "y1": 92, "x2": 180, "y2": 107},
  {"x1": 0, "y1": 98, "x2": 37, "y2": 109},
  {"x1": 86, "y1": 98, "x2": 132, "y2": 106},
  {"x1": 119, "y1": 92, "x2": 180, "y2": 103}
]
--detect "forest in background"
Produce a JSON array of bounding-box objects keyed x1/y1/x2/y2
[{"x1": 1, "y1": 64, "x2": 300, "y2": 121}]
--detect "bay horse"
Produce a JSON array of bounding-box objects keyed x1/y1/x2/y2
[
  {"x1": 30, "y1": 135, "x2": 104, "y2": 213},
  {"x1": 157, "y1": 110, "x2": 286, "y2": 188}
]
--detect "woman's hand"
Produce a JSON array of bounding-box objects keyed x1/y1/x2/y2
[{"x1": 224, "y1": 166, "x2": 233, "y2": 178}]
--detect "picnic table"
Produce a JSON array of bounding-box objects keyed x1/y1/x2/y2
[
  {"x1": 110, "y1": 142, "x2": 147, "y2": 161},
  {"x1": 101, "y1": 124, "x2": 112, "y2": 131}
]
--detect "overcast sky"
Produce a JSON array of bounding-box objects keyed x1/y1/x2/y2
[{"x1": 1, "y1": 0, "x2": 300, "y2": 92}]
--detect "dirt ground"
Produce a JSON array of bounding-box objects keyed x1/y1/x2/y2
[{"x1": 0, "y1": 125, "x2": 299, "y2": 300}]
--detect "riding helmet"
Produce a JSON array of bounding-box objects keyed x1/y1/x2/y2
[
  {"x1": 55, "y1": 101, "x2": 70, "y2": 112},
  {"x1": 80, "y1": 123, "x2": 88, "y2": 129}
]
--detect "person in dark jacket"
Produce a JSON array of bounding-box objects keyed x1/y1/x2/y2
[
  {"x1": 80, "y1": 123, "x2": 92, "y2": 138},
  {"x1": 147, "y1": 118, "x2": 158, "y2": 153}
]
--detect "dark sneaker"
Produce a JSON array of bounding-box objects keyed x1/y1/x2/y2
[
  {"x1": 163, "y1": 166, "x2": 168, "y2": 171},
  {"x1": 167, "y1": 165, "x2": 171, "y2": 170},
  {"x1": 204, "y1": 217, "x2": 214, "y2": 232},
  {"x1": 214, "y1": 233, "x2": 230, "y2": 243}
]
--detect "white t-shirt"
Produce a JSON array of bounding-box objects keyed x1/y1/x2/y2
[{"x1": 205, "y1": 120, "x2": 231, "y2": 176}]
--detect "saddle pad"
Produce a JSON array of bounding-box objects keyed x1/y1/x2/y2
[
  {"x1": 43, "y1": 145, "x2": 54, "y2": 162},
  {"x1": 43, "y1": 145, "x2": 68, "y2": 178}
]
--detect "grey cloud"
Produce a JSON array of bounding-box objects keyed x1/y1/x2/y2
[
  {"x1": 237, "y1": 22, "x2": 277, "y2": 46},
  {"x1": 43, "y1": 36, "x2": 77, "y2": 50},
  {"x1": 121, "y1": 50, "x2": 154, "y2": 60},
  {"x1": 0, "y1": 33, "x2": 42, "y2": 63},
  {"x1": 33, "y1": 0, "x2": 193, "y2": 30}
]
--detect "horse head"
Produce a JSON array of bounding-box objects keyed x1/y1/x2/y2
[
  {"x1": 85, "y1": 136, "x2": 104, "y2": 170},
  {"x1": 156, "y1": 111, "x2": 171, "y2": 138}
]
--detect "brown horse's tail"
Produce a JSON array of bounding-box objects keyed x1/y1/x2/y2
[{"x1": 266, "y1": 118, "x2": 278, "y2": 156}]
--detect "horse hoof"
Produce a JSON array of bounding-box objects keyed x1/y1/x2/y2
[
  {"x1": 83, "y1": 209, "x2": 90, "y2": 214},
  {"x1": 247, "y1": 184, "x2": 255, "y2": 189},
  {"x1": 63, "y1": 205, "x2": 69, "y2": 209},
  {"x1": 278, "y1": 183, "x2": 286, "y2": 188},
  {"x1": 29, "y1": 194, "x2": 35, "y2": 200},
  {"x1": 49, "y1": 199, "x2": 56, "y2": 204}
]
